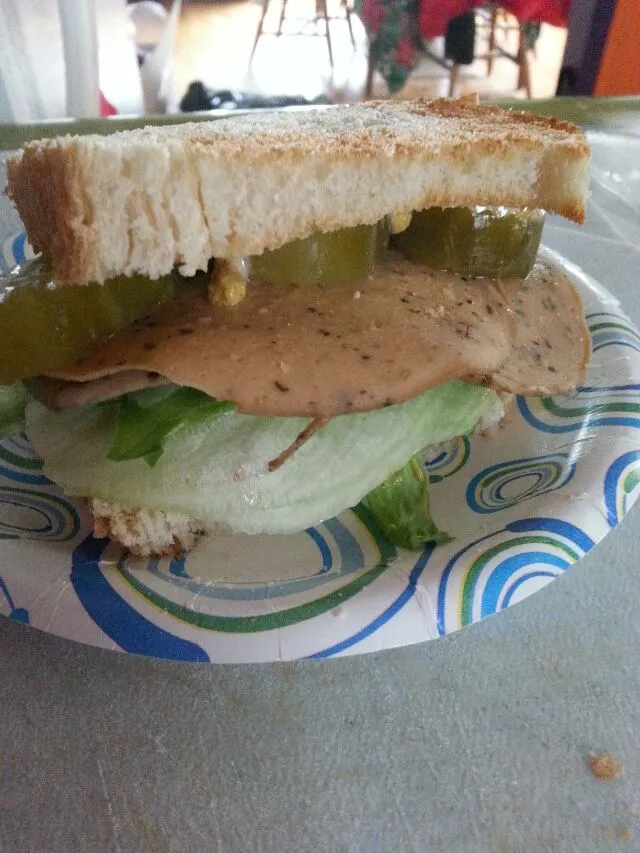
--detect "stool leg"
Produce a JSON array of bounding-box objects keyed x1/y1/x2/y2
[
  {"x1": 448, "y1": 63, "x2": 460, "y2": 97},
  {"x1": 487, "y1": 6, "x2": 497, "y2": 76},
  {"x1": 365, "y1": 48, "x2": 374, "y2": 98},
  {"x1": 343, "y1": 0, "x2": 356, "y2": 48},
  {"x1": 317, "y1": 0, "x2": 334, "y2": 69},
  {"x1": 250, "y1": 0, "x2": 270, "y2": 60},
  {"x1": 517, "y1": 24, "x2": 531, "y2": 98},
  {"x1": 277, "y1": 0, "x2": 287, "y2": 36}
]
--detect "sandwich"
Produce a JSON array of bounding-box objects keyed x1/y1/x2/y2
[{"x1": 1, "y1": 98, "x2": 591, "y2": 557}]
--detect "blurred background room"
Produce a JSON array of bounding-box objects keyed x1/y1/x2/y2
[{"x1": 1, "y1": 0, "x2": 639, "y2": 122}]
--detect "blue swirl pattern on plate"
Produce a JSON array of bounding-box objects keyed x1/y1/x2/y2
[
  {"x1": 466, "y1": 454, "x2": 575, "y2": 514},
  {"x1": 71, "y1": 535, "x2": 210, "y2": 661},
  {"x1": 0, "y1": 576, "x2": 30, "y2": 624},
  {"x1": 518, "y1": 312, "x2": 640, "y2": 434},
  {"x1": 1, "y1": 230, "x2": 34, "y2": 269},
  {"x1": 604, "y1": 450, "x2": 640, "y2": 527},
  {"x1": 436, "y1": 518, "x2": 595, "y2": 635},
  {"x1": 423, "y1": 436, "x2": 471, "y2": 483}
]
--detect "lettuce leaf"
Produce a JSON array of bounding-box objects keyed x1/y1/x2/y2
[
  {"x1": 105, "y1": 386, "x2": 234, "y2": 466},
  {"x1": 365, "y1": 453, "x2": 450, "y2": 549},
  {"x1": 26, "y1": 380, "x2": 502, "y2": 537},
  {"x1": 0, "y1": 383, "x2": 27, "y2": 437}
]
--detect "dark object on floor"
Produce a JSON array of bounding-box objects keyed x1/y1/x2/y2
[
  {"x1": 445, "y1": 12, "x2": 476, "y2": 66},
  {"x1": 179, "y1": 82, "x2": 333, "y2": 113}
]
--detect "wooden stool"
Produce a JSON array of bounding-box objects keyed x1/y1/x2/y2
[
  {"x1": 449, "y1": 6, "x2": 532, "y2": 98},
  {"x1": 250, "y1": 0, "x2": 356, "y2": 69}
]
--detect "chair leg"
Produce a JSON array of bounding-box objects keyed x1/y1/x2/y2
[
  {"x1": 487, "y1": 6, "x2": 497, "y2": 76},
  {"x1": 250, "y1": 0, "x2": 270, "y2": 61},
  {"x1": 448, "y1": 63, "x2": 460, "y2": 97},
  {"x1": 517, "y1": 24, "x2": 532, "y2": 98}
]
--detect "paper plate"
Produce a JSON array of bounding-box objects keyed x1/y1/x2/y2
[{"x1": 1, "y1": 242, "x2": 639, "y2": 662}]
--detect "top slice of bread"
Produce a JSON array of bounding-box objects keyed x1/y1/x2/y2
[{"x1": 6, "y1": 98, "x2": 591, "y2": 285}]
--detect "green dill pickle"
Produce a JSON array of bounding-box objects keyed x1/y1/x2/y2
[
  {"x1": 391, "y1": 207, "x2": 544, "y2": 279},
  {"x1": 0, "y1": 257, "x2": 177, "y2": 384},
  {"x1": 249, "y1": 219, "x2": 390, "y2": 285}
]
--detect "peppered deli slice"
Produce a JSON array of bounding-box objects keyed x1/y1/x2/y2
[
  {"x1": 489, "y1": 262, "x2": 591, "y2": 397},
  {"x1": 45, "y1": 255, "x2": 520, "y2": 417},
  {"x1": 45, "y1": 256, "x2": 589, "y2": 418}
]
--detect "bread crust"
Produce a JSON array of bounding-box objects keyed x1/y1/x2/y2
[
  {"x1": 90, "y1": 499, "x2": 204, "y2": 558},
  {"x1": 6, "y1": 98, "x2": 590, "y2": 285}
]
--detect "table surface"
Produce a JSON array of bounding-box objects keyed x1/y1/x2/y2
[{"x1": 1, "y1": 98, "x2": 640, "y2": 853}]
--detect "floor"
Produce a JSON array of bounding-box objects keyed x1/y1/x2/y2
[{"x1": 171, "y1": 0, "x2": 567, "y2": 107}]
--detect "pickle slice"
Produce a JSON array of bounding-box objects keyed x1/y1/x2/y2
[
  {"x1": 0, "y1": 257, "x2": 177, "y2": 384},
  {"x1": 391, "y1": 207, "x2": 544, "y2": 279},
  {"x1": 249, "y1": 220, "x2": 390, "y2": 285}
]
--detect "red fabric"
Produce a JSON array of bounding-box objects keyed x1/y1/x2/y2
[
  {"x1": 99, "y1": 91, "x2": 117, "y2": 117},
  {"x1": 420, "y1": 1, "x2": 571, "y2": 40}
]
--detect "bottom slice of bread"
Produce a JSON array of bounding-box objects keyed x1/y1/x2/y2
[{"x1": 90, "y1": 499, "x2": 205, "y2": 558}]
